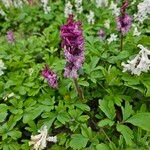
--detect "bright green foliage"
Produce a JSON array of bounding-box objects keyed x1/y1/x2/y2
[{"x1": 0, "y1": 0, "x2": 150, "y2": 150}]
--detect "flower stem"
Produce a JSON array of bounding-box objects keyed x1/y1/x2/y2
[
  {"x1": 120, "y1": 33, "x2": 123, "y2": 51},
  {"x1": 73, "y1": 78, "x2": 84, "y2": 100}
]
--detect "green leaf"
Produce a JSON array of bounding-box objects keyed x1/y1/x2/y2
[
  {"x1": 126, "y1": 113, "x2": 150, "y2": 131},
  {"x1": 116, "y1": 124, "x2": 133, "y2": 145},
  {"x1": 75, "y1": 103, "x2": 90, "y2": 111},
  {"x1": 121, "y1": 101, "x2": 133, "y2": 121},
  {"x1": 78, "y1": 81, "x2": 89, "y2": 87},
  {"x1": 96, "y1": 143, "x2": 110, "y2": 150},
  {"x1": 57, "y1": 113, "x2": 70, "y2": 124},
  {"x1": 70, "y1": 134, "x2": 88, "y2": 150},
  {"x1": 142, "y1": 80, "x2": 150, "y2": 97},
  {"x1": 98, "y1": 119, "x2": 114, "y2": 127},
  {"x1": 7, "y1": 130, "x2": 22, "y2": 140},
  {"x1": 99, "y1": 98, "x2": 115, "y2": 120},
  {"x1": 23, "y1": 106, "x2": 45, "y2": 123},
  {"x1": 0, "y1": 104, "x2": 8, "y2": 122}
]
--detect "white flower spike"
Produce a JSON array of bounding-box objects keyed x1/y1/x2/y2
[
  {"x1": 29, "y1": 125, "x2": 57, "y2": 150},
  {"x1": 122, "y1": 45, "x2": 150, "y2": 75}
]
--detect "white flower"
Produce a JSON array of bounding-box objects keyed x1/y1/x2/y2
[
  {"x1": 134, "y1": 0, "x2": 150, "y2": 24},
  {"x1": 133, "y1": 27, "x2": 141, "y2": 36},
  {"x1": 47, "y1": 136, "x2": 57, "y2": 143},
  {"x1": 122, "y1": 45, "x2": 150, "y2": 75},
  {"x1": 0, "y1": 59, "x2": 6, "y2": 76},
  {"x1": 0, "y1": 9, "x2": 6, "y2": 16},
  {"x1": 29, "y1": 126, "x2": 57, "y2": 150},
  {"x1": 107, "y1": 34, "x2": 117, "y2": 44},
  {"x1": 104, "y1": 19, "x2": 110, "y2": 29},
  {"x1": 41, "y1": 0, "x2": 51, "y2": 14},
  {"x1": 95, "y1": 0, "x2": 108, "y2": 8},
  {"x1": 86, "y1": 10, "x2": 95, "y2": 24},
  {"x1": 3, "y1": 92, "x2": 15, "y2": 101},
  {"x1": 64, "y1": 1, "x2": 73, "y2": 18},
  {"x1": 109, "y1": 1, "x2": 120, "y2": 16},
  {"x1": 13, "y1": 0, "x2": 23, "y2": 8},
  {"x1": 1, "y1": 0, "x2": 12, "y2": 8},
  {"x1": 28, "y1": 68, "x2": 34, "y2": 76},
  {"x1": 75, "y1": 0, "x2": 83, "y2": 14}
]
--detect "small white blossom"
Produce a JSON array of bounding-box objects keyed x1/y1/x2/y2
[
  {"x1": 29, "y1": 68, "x2": 34, "y2": 76},
  {"x1": 47, "y1": 136, "x2": 57, "y2": 143},
  {"x1": 104, "y1": 19, "x2": 110, "y2": 29},
  {"x1": 107, "y1": 34, "x2": 117, "y2": 44},
  {"x1": 0, "y1": 9, "x2": 6, "y2": 16},
  {"x1": 64, "y1": 1, "x2": 73, "y2": 18},
  {"x1": 13, "y1": 0, "x2": 23, "y2": 8},
  {"x1": 3, "y1": 92, "x2": 15, "y2": 101},
  {"x1": 133, "y1": 27, "x2": 141, "y2": 36},
  {"x1": 86, "y1": 10, "x2": 95, "y2": 24},
  {"x1": 134, "y1": 0, "x2": 150, "y2": 24},
  {"x1": 95, "y1": 0, "x2": 108, "y2": 8},
  {"x1": 41, "y1": 0, "x2": 51, "y2": 14},
  {"x1": 1, "y1": 0, "x2": 12, "y2": 8},
  {"x1": 29, "y1": 126, "x2": 57, "y2": 150},
  {"x1": 109, "y1": 1, "x2": 120, "y2": 16},
  {"x1": 122, "y1": 45, "x2": 150, "y2": 75},
  {"x1": 75, "y1": 0, "x2": 83, "y2": 14},
  {"x1": 0, "y1": 59, "x2": 6, "y2": 76}
]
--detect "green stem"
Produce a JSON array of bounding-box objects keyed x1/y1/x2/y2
[
  {"x1": 73, "y1": 78, "x2": 84, "y2": 100},
  {"x1": 120, "y1": 33, "x2": 123, "y2": 51}
]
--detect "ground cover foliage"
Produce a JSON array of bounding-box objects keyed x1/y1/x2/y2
[{"x1": 0, "y1": 0, "x2": 150, "y2": 149}]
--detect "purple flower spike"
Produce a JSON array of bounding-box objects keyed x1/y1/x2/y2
[
  {"x1": 98, "y1": 29, "x2": 105, "y2": 39},
  {"x1": 117, "y1": 1, "x2": 132, "y2": 35},
  {"x1": 42, "y1": 65, "x2": 58, "y2": 89},
  {"x1": 7, "y1": 30, "x2": 15, "y2": 43},
  {"x1": 60, "y1": 15, "x2": 84, "y2": 78}
]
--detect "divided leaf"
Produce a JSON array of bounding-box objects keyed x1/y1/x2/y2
[{"x1": 126, "y1": 113, "x2": 150, "y2": 131}]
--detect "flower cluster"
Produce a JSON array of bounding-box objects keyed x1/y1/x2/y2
[
  {"x1": 7, "y1": 30, "x2": 15, "y2": 43},
  {"x1": 134, "y1": 0, "x2": 150, "y2": 24},
  {"x1": 109, "y1": 1, "x2": 120, "y2": 16},
  {"x1": 41, "y1": 0, "x2": 51, "y2": 14},
  {"x1": 42, "y1": 65, "x2": 58, "y2": 88},
  {"x1": 107, "y1": 33, "x2": 117, "y2": 44},
  {"x1": 60, "y1": 15, "x2": 84, "y2": 78},
  {"x1": 104, "y1": 19, "x2": 110, "y2": 29},
  {"x1": 86, "y1": 10, "x2": 95, "y2": 24},
  {"x1": 95, "y1": 0, "x2": 108, "y2": 8},
  {"x1": 122, "y1": 44, "x2": 150, "y2": 75},
  {"x1": 116, "y1": 1, "x2": 132, "y2": 35},
  {"x1": 75, "y1": 0, "x2": 83, "y2": 14},
  {"x1": 1, "y1": 0, "x2": 12, "y2": 8},
  {"x1": 98, "y1": 29, "x2": 105, "y2": 40},
  {"x1": 0, "y1": 59, "x2": 6, "y2": 76},
  {"x1": 64, "y1": 1, "x2": 73, "y2": 18},
  {"x1": 29, "y1": 126, "x2": 57, "y2": 150}
]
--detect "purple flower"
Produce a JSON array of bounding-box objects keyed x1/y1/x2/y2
[
  {"x1": 42, "y1": 65, "x2": 58, "y2": 89},
  {"x1": 98, "y1": 29, "x2": 105, "y2": 39},
  {"x1": 116, "y1": 1, "x2": 132, "y2": 35},
  {"x1": 7, "y1": 30, "x2": 15, "y2": 43},
  {"x1": 60, "y1": 15, "x2": 84, "y2": 78}
]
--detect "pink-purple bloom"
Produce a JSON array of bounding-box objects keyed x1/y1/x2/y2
[
  {"x1": 116, "y1": 1, "x2": 132, "y2": 35},
  {"x1": 42, "y1": 65, "x2": 58, "y2": 89},
  {"x1": 60, "y1": 15, "x2": 84, "y2": 78},
  {"x1": 7, "y1": 30, "x2": 15, "y2": 43},
  {"x1": 98, "y1": 29, "x2": 105, "y2": 39}
]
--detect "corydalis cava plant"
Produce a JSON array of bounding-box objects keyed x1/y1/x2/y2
[
  {"x1": 42, "y1": 65, "x2": 58, "y2": 88},
  {"x1": 60, "y1": 15, "x2": 84, "y2": 79},
  {"x1": 122, "y1": 44, "x2": 150, "y2": 76},
  {"x1": 117, "y1": 1, "x2": 132, "y2": 35}
]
